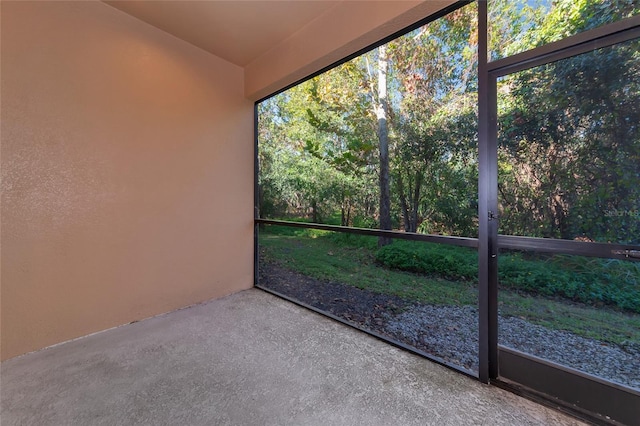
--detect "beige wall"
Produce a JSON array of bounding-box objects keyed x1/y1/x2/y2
[
  {"x1": 244, "y1": 0, "x2": 456, "y2": 101},
  {"x1": 1, "y1": 0, "x2": 456, "y2": 360},
  {"x1": 1, "y1": 1, "x2": 253, "y2": 360}
]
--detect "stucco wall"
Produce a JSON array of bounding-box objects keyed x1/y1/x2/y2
[{"x1": 1, "y1": 1, "x2": 253, "y2": 360}]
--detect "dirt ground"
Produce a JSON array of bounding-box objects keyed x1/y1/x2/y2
[{"x1": 258, "y1": 260, "x2": 414, "y2": 332}]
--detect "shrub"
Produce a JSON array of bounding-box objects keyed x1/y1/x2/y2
[
  {"x1": 375, "y1": 241, "x2": 478, "y2": 281},
  {"x1": 376, "y1": 242, "x2": 640, "y2": 313}
]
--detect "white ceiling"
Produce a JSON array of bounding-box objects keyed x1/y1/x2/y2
[{"x1": 104, "y1": 1, "x2": 341, "y2": 67}]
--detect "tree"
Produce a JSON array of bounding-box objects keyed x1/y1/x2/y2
[
  {"x1": 258, "y1": 0, "x2": 639, "y2": 245},
  {"x1": 387, "y1": 2, "x2": 478, "y2": 235},
  {"x1": 301, "y1": 62, "x2": 378, "y2": 226},
  {"x1": 374, "y1": 45, "x2": 392, "y2": 245},
  {"x1": 496, "y1": 0, "x2": 640, "y2": 243}
]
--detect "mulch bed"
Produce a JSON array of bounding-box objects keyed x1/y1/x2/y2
[{"x1": 258, "y1": 261, "x2": 415, "y2": 333}]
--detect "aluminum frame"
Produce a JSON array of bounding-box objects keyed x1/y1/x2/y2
[
  {"x1": 488, "y1": 15, "x2": 640, "y2": 77},
  {"x1": 477, "y1": 0, "x2": 498, "y2": 384},
  {"x1": 255, "y1": 219, "x2": 479, "y2": 248},
  {"x1": 482, "y1": 7, "x2": 640, "y2": 424},
  {"x1": 497, "y1": 347, "x2": 640, "y2": 425}
]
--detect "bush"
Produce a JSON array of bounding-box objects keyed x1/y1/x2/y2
[
  {"x1": 499, "y1": 254, "x2": 640, "y2": 313},
  {"x1": 375, "y1": 241, "x2": 478, "y2": 281},
  {"x1": 376, "y1": 242, "x2": 640, "y2": 313}
]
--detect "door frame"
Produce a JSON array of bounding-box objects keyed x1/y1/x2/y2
[{"x1": 477, "y1": 3, "x2": 640, "y2": 423}]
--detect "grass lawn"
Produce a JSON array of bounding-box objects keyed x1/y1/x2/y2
[{"x1": 258, "y1": 225, "x2": 640, "y2": 346}]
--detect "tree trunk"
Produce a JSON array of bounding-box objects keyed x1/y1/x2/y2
[
  {"x1": 311, "y1": 200, "x2": 319, "y2": 223},
  {"x1": 377, "y1": 45, "x2": 392, "y2": 247},
  {"x1": 396, "y1": 170, "x2": 422, "y2": 233},
  {"x1": 410, "y1": 170, "x2": 423, "y2": 233},
  {"x1": 396, "y1": 173, "x2": 411, "y2": 233},
  {"x1": 346, "y1": 204, "x2": 351, "y2": 227}
]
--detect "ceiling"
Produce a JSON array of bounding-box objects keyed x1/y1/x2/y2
[{"x1": 104, "y1": 1, "x2": 341, "y2": 67}]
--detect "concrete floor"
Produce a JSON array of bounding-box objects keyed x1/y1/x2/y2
[{"x1": 1, "y1": 288, "x2": 586, "y2": 426}]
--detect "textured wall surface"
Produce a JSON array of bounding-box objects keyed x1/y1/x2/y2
[
  {"x1": 1, "y1": 1, "x2": 253, "y2": 360},
  {"x1": 1, "y1": 0, "x2": 457, "y2": 360}
]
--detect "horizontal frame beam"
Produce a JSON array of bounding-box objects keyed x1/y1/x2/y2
[
  {"x1": 256, "y1": 219, "x2": 639, "y2": 260},
  {"x1": 498, "y1": 235, "x2": 640, "y2": 261},
  {"x1": 256, "y1": 218, "x2": 479, "y2": 248},
  {"x1": 488, "y1": 15, "x2": 640, "y2": 77},
  {"x1": 497, "y1": 346, "x2": 640, "y2": 425}
]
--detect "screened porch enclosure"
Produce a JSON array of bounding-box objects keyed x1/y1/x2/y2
[
  {"x1": 255, "y1": 2, "x2": 640, "y2": 424},
  {"x1": 3, "y1": 0, "x2": 639, "y2": 425}
]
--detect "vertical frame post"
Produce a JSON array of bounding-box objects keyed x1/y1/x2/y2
[
  {"x1": 254, "y1": 102, "x2": 260, "y2": 287},
  {"x1": 477, "y1": 0, "x2": 498, "y2": 383},
  {"x1": 487, "y1": 75, "x2": 498, "y2": 380}
]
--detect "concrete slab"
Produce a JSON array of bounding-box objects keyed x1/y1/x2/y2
[{"x1": 1, "y1": 288, "x2": 586, "y2": 425}]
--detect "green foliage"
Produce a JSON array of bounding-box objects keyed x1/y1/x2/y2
[
  {"x1": 256, "y1": 1, "x2": 640, "y2": 365},
  {"x1": 259, "y1": 227, "x2": 477, "y2": 306},
  {"x1": 496, "y1": 0, "x2": 640, "y2": 243},
  {"x1": 375, "y1": 241, "x2": 477, "y2": 281},
  {"x1": 498, "y1": 254, "x2": 640, "y2": 313},
  {"x1": 260, "y1": 228, "x2": 640, "y2": 345},
  {"x1": 259, "y1": 0, "x2": 639, "y2": 245},
  {"x1": 375, "y1": 242, "x2": 640, "y2": 313},
  {"x1": 327, "y1": 232, "x2": 379, "y2": 251},
  {"x1": 264, "y1": 225, "x2": 640, "y2": 314}
]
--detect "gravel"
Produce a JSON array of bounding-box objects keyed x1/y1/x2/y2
[
  {"x1": 259, "y1": 261, "x2": 640, "y2": 391},
  {"x1": 386, "y1": 304, "x2": 640, "y2": 390}
]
